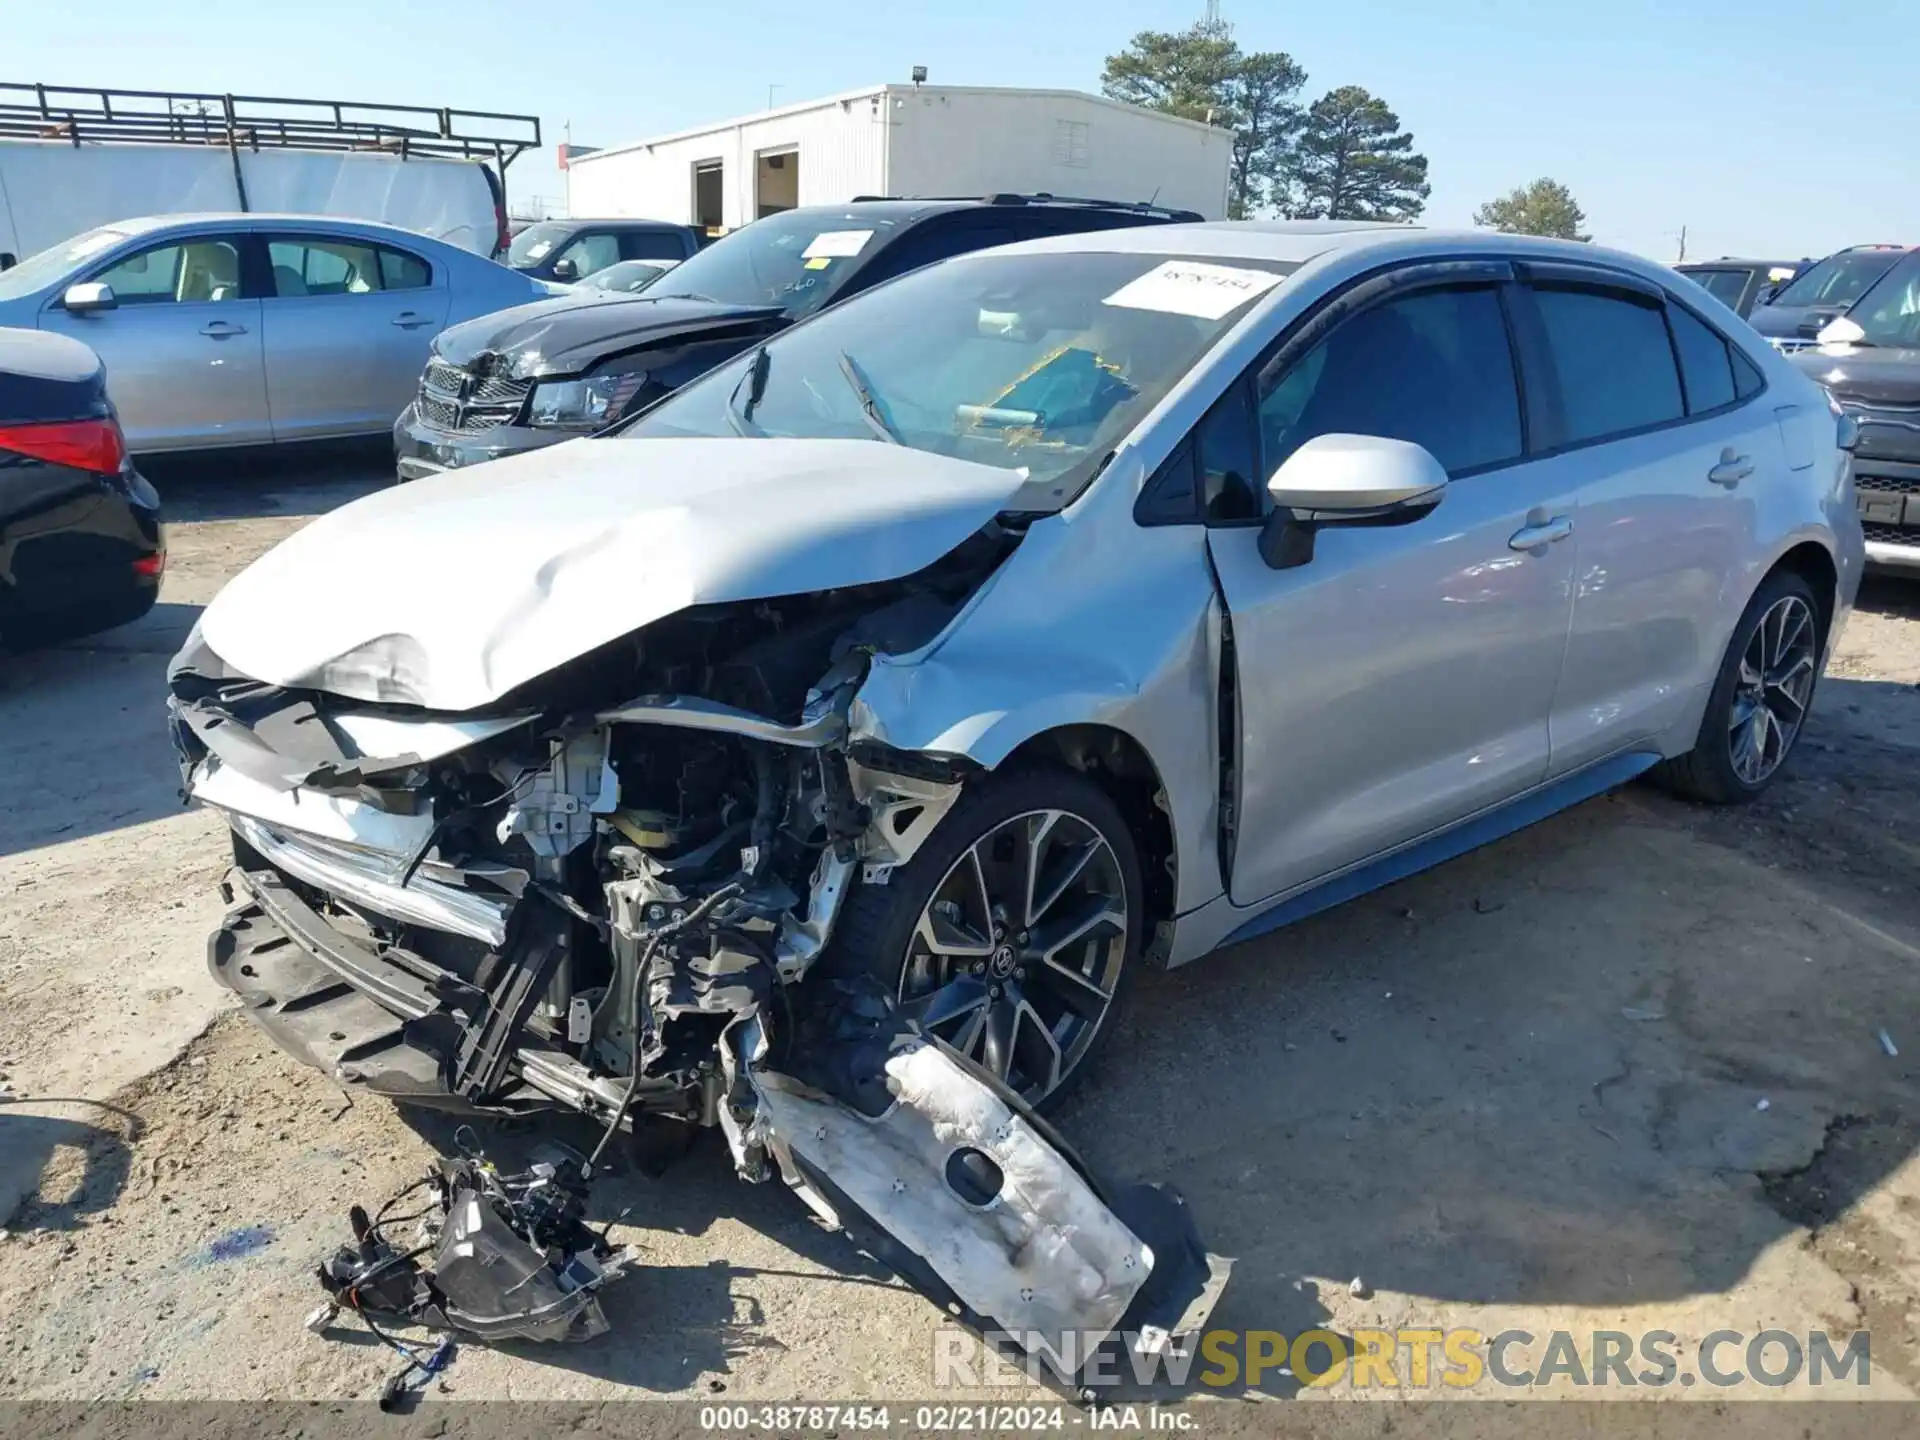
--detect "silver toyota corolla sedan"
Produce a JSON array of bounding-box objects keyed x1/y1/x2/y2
[
  {"x1": 0, "y1": 214, "x2": 558, "y2": 453},
  {"x1": 166, "y1": 222, "x2": 1862, "y2": 1355}
]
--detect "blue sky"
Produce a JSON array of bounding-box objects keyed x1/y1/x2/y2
[{"x1": 7, "y1": 0, "x2": 1913, "y2": 262}]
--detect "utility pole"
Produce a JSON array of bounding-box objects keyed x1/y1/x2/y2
[
  {"x1": 768, "y1": 84, "x2": 783, "y2": 110},
  {"x1": 1675, "y1": 225, "x2": 1688, "y2": 263}
]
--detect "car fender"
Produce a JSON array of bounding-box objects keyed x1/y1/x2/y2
[{"x1": 850, "y1": 488, "x2": 1228, "y2": 917}]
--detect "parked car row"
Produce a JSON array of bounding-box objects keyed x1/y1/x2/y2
[
  {"x1": 1674, "y1": 241, "x2": 1918, "y2": 574},
  {"x1": 0, "y1": 214, "x2": 560, "y2": 453},
  {"x1": 394, "y1": 193, "x2": 1205, "y2": 478}
]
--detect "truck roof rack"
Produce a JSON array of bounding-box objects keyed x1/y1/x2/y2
[
  {"x1": 848, "y1": 192, "x2": 1206, "y2": 222},
  {"x1": 0, "y1": 82, "x2": 542, "y2": 173}
]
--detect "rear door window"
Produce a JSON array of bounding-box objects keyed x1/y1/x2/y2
[
  {"x1": 1257, "y1": 284, "x2": 1524, "y2": 476},
  {"x1": 619, "y1": 229, "x2": 689, "y2": 262},
  {"x1": 266, "y1": 237, "x2": 431, "y2": 296},
  {"x1": 1532, "y1": 286, "x2": 1685, "y2": 444}
]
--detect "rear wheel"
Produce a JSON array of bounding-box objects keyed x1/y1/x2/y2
[
  {"x1": 824, "y1": 768, "x2": 1141, "y2": 1112},
  {"x1": 1656, "y1": 569, "x2": 1823, "y2": 804}
]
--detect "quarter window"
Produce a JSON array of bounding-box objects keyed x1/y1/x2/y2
[
  {"x1": 1197, "y1": 378, "x2": 1262, "y2": 522},
  {"x1": 1259, "y1": 285, "x2": 1523, "y2": 476},
  {"x1": 1532, "y1": 286, "x2": 1685, "y2": 444},
  {"x1": 94, "y1": 239, "x2": 243, "y2": 304},
  {"x1": 1667, "y1": 304, "x2": 1738, "y2": 415}
]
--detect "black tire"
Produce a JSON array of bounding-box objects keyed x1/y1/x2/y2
[
  {"x1": 823, "y1": 766, "x2": 1143, "y2": 1113},
  {"x1": 1655, "y1": 568, "x2": 1823, "y2": 805}
]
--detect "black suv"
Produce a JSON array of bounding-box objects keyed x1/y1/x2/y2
[
  {"x1": 1749, "y1": 244, "x2": 1911, "y2": 353},
  {"x1": 1675, "y1": 258, "x2": 1803, "y2": 318},
  {"x1": 502, "y1": 218, "x2": 704, "y2": 284},
  {"x1": 395, "y1": 194, "x2": 1202, "y2": 479}
]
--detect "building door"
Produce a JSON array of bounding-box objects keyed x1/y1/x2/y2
[
  {"x1": 756, "y1": 149, "x2": 799, "y2": 218},
  {"x1": 692, "y1": 160, "x2": 724, "y2": 236}
]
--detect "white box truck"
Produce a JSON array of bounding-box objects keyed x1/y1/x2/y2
[
  {"x1": 0, "y1": 82, "x2": 541, "y2": 268},
  {"x1": 565, "y1": 84, "x2": 1234, "y2": 235}
]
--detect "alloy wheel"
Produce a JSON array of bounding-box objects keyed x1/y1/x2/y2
[
  {"x1": 900, "y1": 808, "x2": 1128, "y2": 1104},
  {"x1": 1728, "y1": 594, "x2": 1817, "y2": 786}
]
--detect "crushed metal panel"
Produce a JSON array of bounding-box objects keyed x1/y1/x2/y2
[{"x1": 751, "y1": 1040, "x2": 1152, "y2": 1350}]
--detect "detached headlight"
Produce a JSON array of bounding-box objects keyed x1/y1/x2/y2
[{"x1": 527, "y1": 371, "x2": 649, "y2": 430}]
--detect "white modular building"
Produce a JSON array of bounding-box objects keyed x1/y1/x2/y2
[{"x1": 564, "y1": 85, "x2": 1234, "y2": 232}]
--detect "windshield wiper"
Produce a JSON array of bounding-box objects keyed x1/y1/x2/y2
[
  {"x1": 726, "y1": 346, "x2": 772, "y2": 437},
  {"x1": 837, "y1": 350, "x2": 903, "y2": 445}
]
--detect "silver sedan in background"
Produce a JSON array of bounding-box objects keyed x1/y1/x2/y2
[{"x1": 0, "y1": 214, "x2": 558, "y2": 453}]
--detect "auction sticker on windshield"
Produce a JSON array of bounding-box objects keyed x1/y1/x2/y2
[
  {"x1": 1103, "y1": 260, "x2": 1285, "y2": 320},
  {"x1": 803, "y1": 229, "x2": 875, "y2": 259}
]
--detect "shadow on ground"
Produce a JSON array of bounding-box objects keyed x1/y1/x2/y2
[
  {"x1": 0, "y1": 602, "x2": 203, "y2": 857},
  {"x1": 138, "y1": 442, "x2": 393, "y2": 525}
]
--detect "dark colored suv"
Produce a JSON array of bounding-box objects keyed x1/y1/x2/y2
[
  {"x1": 1787, "y1": 247, "x2": 1920, "y2": 574},
  {"x1": 1676, "y1": 258, "x2": 1803, "y2": 318},
  {"x1": 1750, "y1": 244, "x2": 1911, "y2": 353},
  {"x1": 503, "y1": 219, "x2": 704, "y2": 284},
  {"x1": 395, "y1": 194, "x2": 1204, "y2": 479}
]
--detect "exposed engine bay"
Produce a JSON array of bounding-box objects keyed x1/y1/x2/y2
[{"x1": 167, "y1": 517, "x2": 1228, "y2": 1383}]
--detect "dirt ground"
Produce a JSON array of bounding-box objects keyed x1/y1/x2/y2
[{"x1": 2, "y1": 452, "x2": 1917, "y2": 1407}]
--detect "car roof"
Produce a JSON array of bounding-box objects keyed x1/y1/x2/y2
[
  {"x1": 85, "y1": 213, "x2": 462, "y2": 248},
  {"x1": 536, "y1": 217, "x2": 693, "y2": 229},
  {"x1": 991, "y1": 220, "x2": 1604, "y2": 264}
]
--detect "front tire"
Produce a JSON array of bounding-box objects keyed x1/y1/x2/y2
[
  {"x1": 824, "y1": 767, "x2": 1142, "y2": 1112},
  {"x1": 1656, "y1": 569, "x2": 1823, "y2": 804}
]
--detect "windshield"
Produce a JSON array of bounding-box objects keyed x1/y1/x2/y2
[
  {"x1": 506, "y1": 223, "x2": 573, "y2": 270},
  {"x1": 623, "y1": 250, "x2": 1297, "y2": 503},
  {"x1": 640, "y1": 209, "x2": 904, "y2": 317},
  {"x1": 1770, "y1": 249, "x2": 1903, "y2": 309},
  {"x1": 1844, "y1": 253, "x2": 1920, "y2": 348},
  {"x1": 0, "y1": 226, "x2": 128, "y2": 301}
]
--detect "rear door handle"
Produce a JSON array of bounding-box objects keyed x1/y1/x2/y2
[
  {"x1": 1709, "y1": 449, "x2": 1754, "y2": 488},
  {"x1": 391, "y1": 312, "x2": 435, "y2": 328},
  {"x1": 199, "y1": 321, "x2": 247, "y2": 337},
  {"x1": 1508, "y1": 515, "x2": 1574, "y2": 552}
]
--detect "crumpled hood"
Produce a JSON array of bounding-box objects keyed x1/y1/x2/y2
[
  {"x1": 434, "y1": 293, "x2": 783, "y2": 378},
  {"x1": 196, "y1": 437, "x2": 1028, "y2": 712}
]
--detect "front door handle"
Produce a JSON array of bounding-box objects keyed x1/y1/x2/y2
[
  {"x1": 1709, "y1": 449, "x2": 1754, "y2": 488},
  {"x1": 391, "y1": 312, "x2": 435, "y2": 328},
  {"x1": 199, "y1": 320, "x2": 248, "y2": 338},
  {"x1": 1508, "y1": 515, "x2": 1574, "y2": 552}
]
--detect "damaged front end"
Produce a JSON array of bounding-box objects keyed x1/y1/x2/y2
[{"x1": 168, "y1": 521, "x2": 1226, "y2": 1379}]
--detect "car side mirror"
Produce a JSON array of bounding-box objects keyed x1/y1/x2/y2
[
  {"x1": 550, "y1": 257, "x2": 579, "y2": 282},
  {"x1": 1258, "y1": 433, "x2": 1448, "y2": 570},
  {"x1": 1816, "y1": 315, "x2": 1866, "y2": 348},
  {"x1": 63, "y1": 281, "x2": 117, "y2": 314}
]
